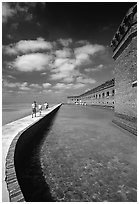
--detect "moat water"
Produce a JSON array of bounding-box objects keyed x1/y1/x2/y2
[{"x1": 17, "y1": 105, "x2": 137, "y2": 202}]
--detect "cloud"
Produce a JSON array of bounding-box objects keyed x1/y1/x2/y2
[
  {"x1": 75, "y1": 53, "x2": 90, "y2": 66},
  {"x1": 16, "y1": 38, "x2": 53, "y2": 53},
  {"x1": 51, "y1": 59, "x2": 77, "y2": 81},
  {"x1": 76, "y1": 76, "x2": 96, "y2": 84},
  {"x1": 73, "y1": 83, "x2": 86, "y2": 89},
  {"x1": 85, "y1": 64, "x2": 104, "y2": 72},
  {"x1": 30, "y1": 83, "x2": 42, "y2": 89},
  {"x1": 2, "y1": 2, "x2": 45, "y2": 23},
  {"x1": 74, "y1": 44, "x2": 105, "y2": 56},
  {"x1": 3, "y1": 80, "x2": 19, "y2": 88},
  {"x1": 53, "y1": 58, "x2": 69, "y2": 68},
  {"x1": 2, "y1": 3, "x2": 16, "y2": 23},
  {"x1": 3, "y1": 39, "x2": 105, "y2": 96},
  {"x1": 54, "y1": 82, "x2": 86, "y2": 90},
  {"x1": 3, "y1": 79, "x2": 31, "y2": 91},
  {"x1": 12, "y1": 53, "x2": 52, "y2": 72},
  {"x1": 55, "y1": 48, "x2": 72, "y2": 58},
  {"x1": 53, "y1": 83, "x2": 70, "y2": 89},
  {"x1": 40, "y1": 72, "x2": 47, "y2": 75},
  {"x1": 3, "y1": 38, "x2": 53, "y2": 55},
  {"x1": 74, "y1": 44, "x2": 105, "y2": 67},
  {"x1": 58, "y1": 38, "x2": 72, "y2": 47},
  {"x1": 19, "y1": 82, "x2": 31, "y2": 91},
  {"x1": 76, "y1": 40, "x2": 89, "y2": 45},
  {"x1": 42, "y1": 83, "x2": 51, "y2": 88},
  {"x1": 7, "y1": 75, "x2": 16, "y2": 79},
  {"x1": 3, "y1": 46, "x2": 18, "y2": 55}
]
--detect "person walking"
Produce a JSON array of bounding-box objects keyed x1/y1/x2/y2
[
  {"x1": 44, "y1": 102, "x2": 48, "y2": 109},
  {"x1": 38, "y1": 104, "x2": 42, "y2": 116},
  {"x1": 32, "y1": 101, "x2": 37, "y2": 118}
]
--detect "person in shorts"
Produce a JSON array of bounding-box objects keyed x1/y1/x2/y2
[
  {"x1": 32, "y1": 101, "x2": 37, "y2": 118},
  {"x1": 44, "y1": 102, "x2": 48, "y2": 109},
  {"x1": 38, "y1": 104, "x2": 42, "y2": 116}
]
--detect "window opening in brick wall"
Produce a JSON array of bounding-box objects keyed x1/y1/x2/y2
[
  {"x1": 106, "y1": 91, "x2": 109, "y2": 97},
  {"x1": 132, "y1": 80, "x2": 137, "y2": 87},
  {"x1": 102, "y1": 92, "x2": 105, "y2": 98},
  {"x1": 112, "y1": 89, "x2": 115, "y2": 96}
]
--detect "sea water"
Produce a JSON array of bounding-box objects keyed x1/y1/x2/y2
[{"x1": 2, "y1": 103, "x2": 55, "y2": 125}]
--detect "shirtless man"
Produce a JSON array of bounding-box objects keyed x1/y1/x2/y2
[{"x1": 32, "y1": 101, "x2": 37, "y2": 118}]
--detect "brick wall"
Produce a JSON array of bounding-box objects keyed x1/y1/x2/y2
[
  {"x1": 67, "y1": 80, "x2": 115, "y2": 107},
  {"x1": 115, "y1": 36, "x2": 137, "y2": 118},
  {"x1": 110, "y1": 4, "x2": 137, "y2": 121}
]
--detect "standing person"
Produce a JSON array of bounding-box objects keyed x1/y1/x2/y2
[
  {"x1": 38, "y1": 104, "x2": 42, "y2": 116},
  {"x1": 32, "y1": 101, "x2": 37, "y2": 118},
  {"x1": 44, "y1": 102, "x2": 48, "y2": 109}
]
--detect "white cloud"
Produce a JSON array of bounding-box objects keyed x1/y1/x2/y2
[
  {"x1": 54, "y1": 83, "x2": 69, "y2": 89},
  {"x1": 73, "y1": 83, "x2": 86, "y2": 89},
  {"x1": 85, "y1": 64, "x2": 104, "y2": 72},
  {"x1": 30, "y1": 83, "x2": 42, "y2": 89},
  {"x1": 50, "y1": 43, "x2": 104, "y2": 83},
  {"x1": 16, "y1": 38, "x2": 52, "y2": 53},
  {"x1": 54, "y1": 82, "x2": 86, "y2": 90},
  {"x1": 74, "y1": 44, "x2": 105, "y2": 56},
  {"x1": 19, "y1": 86, "x2": 30, "y2": 91},
  {"x1": 3, "y1": 46, "x2": 18, "y2": 55},
  {"x1": 12, "y1": 53, "x2": 52, "y2": 72},
  {"x1": 62, "y1": 76, "x2": 75, "y2": 83},
  {"x1": 3, "y1": 80, "x2": 19, "y2": 88},
  {"x1": 58, "y1": 38, "x2": 72, "y2": 47},
  {"x1": 3, "y1": 80, "x2": 31, "y2": 91},
  {"x1": 53, "y1": 58, "x2": 69, "y2": 68},
  {"x1": 51, "y1": 59, "x2": 76, "y2": 81},
  {"x1": 76, "y1": 40, "x2": 89, "y2": 45},
  {"x1": 76, "y1": 76, "x2": 96, "y2": 84},
  {"x1": 3, "y1": 38, "x2": 53, "y2": 55},
  {"x1": 73, "y1": 44, "x2": 105, "y2": 67},
  {"x1": 75, "y1": 53, "x2": 90, "y2": 66},
  {"x1": 55, "y1": 48, "x2": 72, "y2": 58},
  {"x1": 41, "y1": 72, "x2": 47, "y2": 75},
  {"x1": 42, "y1": 83, "x2": 51, "y2": 88}
]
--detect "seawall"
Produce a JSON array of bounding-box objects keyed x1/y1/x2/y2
[{"x1": 2, "y1": 104, "x2": 62, "y2": 202}]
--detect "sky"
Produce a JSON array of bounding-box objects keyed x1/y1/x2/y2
[{"x1": 2, "y1": 2, "x2": 136, "y2": 104}]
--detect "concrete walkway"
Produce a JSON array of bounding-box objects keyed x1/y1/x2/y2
[{"x1": 2, "y1": 104, "x2": 61, "y2": 202}]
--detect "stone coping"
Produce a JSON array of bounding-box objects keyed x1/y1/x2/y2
[{"x1": 2, "y1": 104, "x2": 62, "y2": 202}]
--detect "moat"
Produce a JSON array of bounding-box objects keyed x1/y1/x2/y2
[{"x1": 17, "y1": 105, "x2": 137, "y2": 202}]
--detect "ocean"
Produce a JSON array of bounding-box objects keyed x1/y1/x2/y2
[{"x1": 2, "y1": 103, "x2": 55, "y2": 126}]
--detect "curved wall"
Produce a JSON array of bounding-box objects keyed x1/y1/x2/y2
[{"x1": 13, "y1": 105, "x2": 61, "y2": 201}]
